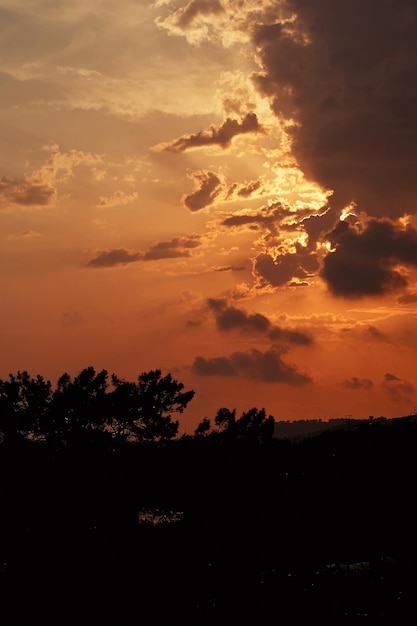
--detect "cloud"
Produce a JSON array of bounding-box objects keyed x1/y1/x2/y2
[
  {"x1": 86, "y1": 248, "x2": 143, "y2": 268},
  {"x1": 192, "y1": 355, "x2": 237, "y2": 377},
  {"x1": 86, "y1": 235, "x2": 202, "y2": 267},
  {"x1": 300, "y1": 207, "x2": 339, "y2": 251},
  {"x1": 98, "y1": 190, "x2": 139, "y2": 207},
  {"x1": 397, "y1": 292, "x2": 417, "y2": 305},
  {"x1": 320, "y1": 216, "x2": 417, "y2": 298},
  {"x1": 1, "y1": 144, "x2": 104, "y2": 210},
  {"x1": 183, "y1": 170, "x2": 273, "y2": 212},
  {"x1": 0, "y1": 176, "x2": 56, "y2": 207},
  {"x1": 340, "y1": 377, "x2": 374, "y2": 391},
  {"x1": 143, "y1": 235, "x2": 201, "y2": 260},
  {"x1": 207, "y1": 297, "x2": 313, "y2": 344},
  {"x1": 225, "y1": 178, "x2": 265, "y2": 200},
  {"x1": 254, "y1": 250, "x2": 318, "y2": 288},
  {"x1": 156, "y1": 0, "x2": 287, "y2": 47},
  {"x1": 213, "y1": 265, "x2": 246, "y2": 272},
  {"x1": 251, "y1": 0, "x2": 417, "y2": 217},
  {"x1": 159, "y1": 0, "x2": 224, "y2": 31},
  {"x1": 382, "y1": 372, "x2": 415, "y2": 402},
  {"x1": 183, "y1": 170, "x2": 225, "y2": 211},
  {"x1": 192, "y1": 347, "x2": 313, "y2": 385},
  {"x1": 154, "y1": 112, "x2": 264, "y2": 152},
  {"x1": 365, "y1": 325, "x2": 385, "y2": 340},
  {"x1": 220, "y1": 200, "x2": 325, "y2": 240},
  {"x1": 221, "y1": 202, "x2": 289, "y2": 233},
  {"x1": 35, "y1": 143, "x2": 103, "y2": 185}
]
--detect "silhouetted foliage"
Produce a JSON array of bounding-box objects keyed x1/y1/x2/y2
[
  {"x1": 108, "y1": 369, "x2": 195, "y2": 443},
  {"x1": 0, "y1": 371, "x2": 51, "y2": 443},
  {"x1": 0, "y1": 366, "x2": 195, "y2": 448},
  {"x1": 2, "y1": 365, "x2": 417, "y2": 620},
  {"x1": 195, "y1": 406, "x2": 274, "y2": 444},
  {"x1": 38, "y1": 366, "x2": 109, "y2": 447}
]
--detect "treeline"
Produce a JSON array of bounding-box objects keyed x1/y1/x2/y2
[
  {"x1": 0, "y1": 365, "x2": 275, "y2": 449},
  {"x1": 0, "y1": 366, "x2": 194, "y2": 446}
]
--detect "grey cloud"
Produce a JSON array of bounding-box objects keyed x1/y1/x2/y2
[
  {"x1": 221, "y1": 202, "x2": 296, "y2": 235},
  {"x1": 214, "y1": 265, "x2": 246, "y2": 272},
  {"x1": 144, "y1": 235, "x2": 201, "y2": 260},
  {"x1": 382, "y1": 372, "x2": 415, "y2": 402},
  {"x1": 207, "y1": 297, "x2": 314, "y2": 344},
  {"x1": 251, "y1": 0, "x2": 417, "y2": 217},
  {"x1": 366, "y1": 325, "x2": 385, "y2": 340},
  {"x1": 340, "y1": 377, "x2": 374, "y2": 391},
  {"x1": 183, "y1": 171, "x2": 224, "y2": 211},
  {"x1": 300, "y1": 207, "x2": 340, "y2": 250},
  {"x1": 192, "y1": 355, "x2": 237, "y2": 376},
  {"x1": 87, "y1": 235, "x2": 202, "y2": 267},
  {"x1": 86, "y1": 248, "x2": 143, "y2": 268},
  {"x1": 320, "y1": 216, "x2": 417, "y2": 298},
  {"x1": 192, "y1": 347, "x2": 313, "y2": 385},
  {"x1": 225, "y1": 179, "x2": 264, "y2": 200},
  {"x1": 158, "y1": 112, "x2": 264, "y2": 153},
  {"x1": 0, "y1": 176, "x2": 56, "y2": 207},
  {"x1": 254, "y1": 250, "x2": 318, "y2": 287},
  {"x1": 397, "y1": 292, "x2": 417, "y2": 305}
]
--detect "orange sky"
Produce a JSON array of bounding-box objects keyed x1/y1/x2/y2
[{"x1": 1, "y1": 0, "x2": 417, "y2": 433}]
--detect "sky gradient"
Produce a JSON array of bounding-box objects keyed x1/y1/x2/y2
[{"x1": 1, "y1": 0, "x2": 417, "y2": 432}]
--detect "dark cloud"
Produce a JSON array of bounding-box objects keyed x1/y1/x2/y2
[
  {"x1": 366, "y1": 325, "x2": 385, "y2": 340},
  {"x1": 251, "y1": 0, "x2": 417, "y2": 217},
  {"x1": 192, "y1": 355, "x2": 237, "y2": 377},
  {"x1": 254, "y1": 250, "x2": 318, "y2": 287},
  {"x1": 320, "y1": 217, "x2": 417, "y2": 298},
  {"x1": 214, "y1": 265, "x2": 246, "y2": 272},
  {"x1": 144, "y1": 235, "x2": 201, "y2": 260},
  {"x1": 382, "y1": 372, "x2": 414, "y2": 402},
  {"x1": 268, "y1": 325, "x2": 313, "y2": 345},
  {"x1": 157, "y1": 112, "x2": 264, "y2": 153},
  {"x1": 236, "y1": 179, "x2": 263, "y2": 197},
  {"x1": 207, "y1": 298, "x2": 313, "y2": 344},
  {"x1": 183, "y1": 171, "x2": 224, "y2": 211},
  {"x1": 0, "y1": 176, "x2": 55, "y2": 206},
  {"x1": 192, "y1": 347, "x2": 312, "y2": 385},
  {"x1": 87, "y1": 235, "x2": 202, "y2": 267},
  {"x1": 340, "y1": 377, "x2": 374, "y2": 391},
  {"x1": 86, "y1": 248, "x2": 143, "y2": 268},
  {"x1": 397, "y1": 292, "x2": 417, "y2": 305},
  {"x1": 300, "y1": 206, "x2": 339, "y2": 251},
  {"x1": 225, "y1": 179, "x2": 264, "y2": 200},
  {"x1": 221, "y1": 201, "x2": 295, "y2": 234}
]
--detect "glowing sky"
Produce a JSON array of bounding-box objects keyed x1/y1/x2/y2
[{"x1": 1, "y1": 0, "x2": 417, "y2": 431}]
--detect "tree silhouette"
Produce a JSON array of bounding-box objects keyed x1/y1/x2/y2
[
  {"x1": 194, "y1": 406, "x2": 274, "y2": 444},
  {"x1": 235, "y1": 407, "x2": 275, "y2": 443},
  {"x1": 108, "y1": 369, "x2": 195, "y2": 443},
  {"x1": 0, "y1": 371, "x2": 51, "y2": 443},
  {"x1": 215, "y1": 407, "x2": 236, "y2": 432},
  {"x1": 194, "y1": 416, "x2": 211, "y2": 437},
  {"x1": 38, "y1": 366, "x2": 110, "y2": 448},
  {"x1": 0, "y1": 366, "x2": 195, "y2": 448}
]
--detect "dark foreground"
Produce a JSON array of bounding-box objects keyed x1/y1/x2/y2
[{"x1": 2, "y1": 417, "x2": 417, "y2": 622}]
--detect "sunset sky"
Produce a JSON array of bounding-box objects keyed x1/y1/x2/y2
[{"x1": 1, "y1": 0, "x2": 417, "y2": 432}]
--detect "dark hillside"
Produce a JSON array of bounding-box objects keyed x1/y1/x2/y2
[{"x1": 1, "y1": 414, "x2": 417, "y2": 621}]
